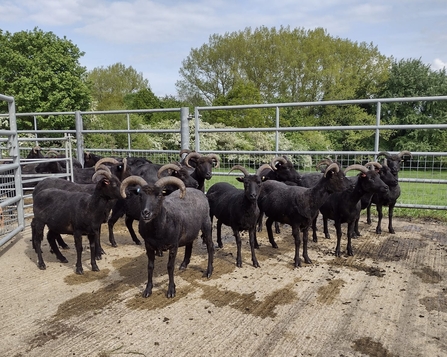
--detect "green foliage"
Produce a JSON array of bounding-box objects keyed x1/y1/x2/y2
[
  {"x1": 378, "y1": 58, "x2": 447, "y2": 152},
  {"x1": 176, "y1": 26, "x2": 391, "y2": 106},
  {"x1": 87, "y1": 63, "x2": 149, "y2": 110},
  {"x1": 0, "y1": 28, "x2": 91, "y2": 129}
]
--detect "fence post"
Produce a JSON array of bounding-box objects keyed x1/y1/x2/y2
[
  {"x1": 75, "y1": 111, "x2": 84, "y2": 167},
  {"x1": 180, "y1": 107, "x2": 190, "y2": 150},
  {"x1": 374, "y1": 102, "x2": 381, "y2": 159}
]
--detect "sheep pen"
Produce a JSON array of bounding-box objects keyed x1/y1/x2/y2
[{"x1": 0, "y1": 211, "x2": 446, "y2": 356}]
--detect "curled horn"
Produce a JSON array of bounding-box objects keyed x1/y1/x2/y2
[
  {"x1": 316, "y1": 158, "x2": 333, "y2": 171},
  {"x1": 377, "y1": 151, "x2": 391, "y2": 159},
  {"x1": 95, "y1": 164, "x2": 112, "y2": 174},
  {"x1": 256, "y1": 163, "x2": 273, "y2": 176},
  {"x1": 397, "y1": 150, "x2": 412, "y2": 159},
  {"x1": 155, "y1": 176, "x2": 186, "y2": 199},
  {"x1": 94, "y1": 157, "x2": 120, "y2": 171},
  {"x1": 184, "y1": 151, "x2": 202, "y2": 168},
  {"x1": 344, "y1": 164, "x2": 369, "y2": 174},
  {"x1": 364, "y1": 162, "x2": 382, "y2": 170},
  {"x1": 270, "y1": 156, "x2": 287, "y2": 170},
  {"x1": 207, "y1": 154, "x2": 220, "y2": 169},
  {"x1": 324, "y1": 163, "x2": 340, "y2": 177},
  {"x1": 157, "y1": 163, "x2": 182, "y2": 178},
  {"x1": 180, "y1": 149, "x2": 192, "y2": 157},
  {"x1": 120, "y1": 175, "x2": 148, "y2": 199},
  {"x1": 45, "y1": 150, "x2": 60, "y2": 157},
  {"x1": 92, "y1": 169, "x2": 112, "y2": 182},
  {"x1": 229, "y1": 165, "x2": 250, "y2": 177},
  {"x1": 32, "y1": 146, "x2": 41, "y2": 154}
]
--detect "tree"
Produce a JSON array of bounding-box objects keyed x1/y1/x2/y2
[
  {"x1": 87, "y1": 63, "x2": 149, "y2": 111},
  {"x1": 0, "y1": 28, "x2": 91, "y2": 130},
  {"x1": 176, "y1": 26, "x2": 391, "y2": 106},
  {"x1": 378, "y1": 58, "x2": 447, "y2": 152}
]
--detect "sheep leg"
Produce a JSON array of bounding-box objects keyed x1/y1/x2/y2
[
  {"x1": 216, "y1": 220, "x2": 223, "y2": 248},
  {"x1": 89, "y1": 233, "x2": 100, "y2": 272},
  {"x1": 74, "y1": 232, "x2": 84, "y2": 274},
  {"x1": 302, "y1": 228, "x2": 312, "y2": 265},
  {"x1": 166, "y1": 246, "x2": 178, "y2": 298},
  {"x1": 334, "y1": 221, "x2": 343, "y2": 257},
  {"x1": 312, "y1": 216, "x2": 318, "y2": 243},
  {"x1": 234, "y1": 230, "x2": 243, "y2": 268},
  {"x1": 375, "y1": 204, "x2": 383, "y2": 234},
  {"x1": 256, "y1": 212, "x2": 264, "y2": 232},
  {"x1": 143, "y1": 245, "x2": 155, "y2": 298},
  {"x1": 107, "y1": 201, "x2": 126, "y2": 247},
  {"x1": 388, "y1": 203, "x2": 396, "y2": 234},
  {"x1": 323, "y1": 215, "x2": 331, "y2": 239},
  {"x1": 274, "y1": 221, "x2": 281, "y2": 234},
  {"x1": 47, "y1": 230, "x2": 68, "y2": 263},
  {"x1": 354, "y1": 216, "x2": 361, "y2": 237},
  {"x1": 366, "y1": 203, "x2": 372, "y2": 224},
  {"x1": 180, "y1": 243, "x2": 192, "y2": 270},
  {"x1": 201, "y1": 223, "x2": 214, "y2": 278},
  {"x1": 125, "y1": 216, "x2": 142, "y2": 245},
  {"x1": 55, "y1": 234, "x2": 69, "y2": 249},
  {"x1": 94, "y1": 226, "x2": 104, "y2": 260},
  {"x1": 32, "y1": 219, "x2": 46, "y2": 270},
  {"x1": 248, "y1": 227, "x2": 260, "y2": 268},
  {"x1": 292, "y1": 225, "x2": 302, "y2": 267},
  {"x1": 346, "y1": 222, "x2": 355, "y2": 256},
  {"x1": 265, "y1": 217, "x2": 279, "y2": 248}
]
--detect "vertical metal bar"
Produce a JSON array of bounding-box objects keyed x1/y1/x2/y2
[
  {"x1": 67, "y1": 134, "x2": 74, "y2": 181},
  {"x1": 374, "y1": 102, "x2": 381, "y2": 159},
  {"x1": 180, "y1": 107, "x2": 190, "y2": 150},
  {"x1": 34, "y1": 115, "x2": 38, "y2": 146},
  {"x1": 127, "y1": 113, "x2": 131, "y2": 153},
  {"x1": 75, "y1": 111, "x2": 84, "y2": 167},
  {"x1": 194, "y1": 107, "x2": 200, "y2": 151},
  {"x1": 275, "y1": 106, "x2": 280, "y2": 153}
]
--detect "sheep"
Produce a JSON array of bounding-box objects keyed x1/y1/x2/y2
[
  {"x1": 315, "y1": 164, "x2": 389, "y2": 257},
  {"x1": 83, "y1": 152, "x2": 104, "y2": 168},
  {"x1": 376, "y1": 151, "x2": 412, "y2": 176},
  {"x1": 119, "y1": 175, "x2": 214, "y2": 298},
  {"x1": 206, "y1": 164, "x2": 272, "y2": 268},
  {"x1": 73, "y1": 157, "x2": 130, "y2": 184},
  {"x1": 31, "y1": 169, "x2": 122, "y2": 274},
  {"x1": 257, "y1": 163, "x2": 350, "y2": 267},
  {"x1": 180, "y1": 150, "x2": 220, "y2": 192},
  {"x1": 107, "y1": 163, "x2": 198, "y2": 248}
]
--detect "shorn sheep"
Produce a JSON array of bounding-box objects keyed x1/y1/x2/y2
[
  {"x1": 119, "y1": 175, "x2": 214, "y2": 298},
  {"x1": 31, "y1": 169, "x2": 122, "y2": 274},
  {"x1": 257, "y1": 163, "x2": 351, "y2": 267},
  {"x1": 206, "y1": 164, "x2": 272, "y2": 268}
]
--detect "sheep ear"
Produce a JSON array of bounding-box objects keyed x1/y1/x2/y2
[
  {"x1": 236, "y1": 177, "x2": 244, "y2": 182},
  {"x1": 360, "y1": 173, "x2": 366, "y2": 177}
]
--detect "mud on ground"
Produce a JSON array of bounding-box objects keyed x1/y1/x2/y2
[{"x1": 1, "y1": 215, "x2": 446, "y2": 357}]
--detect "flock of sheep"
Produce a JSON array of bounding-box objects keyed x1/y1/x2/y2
[{"x1": 29, "y1": 148, "x2": 411, "y2": 298}]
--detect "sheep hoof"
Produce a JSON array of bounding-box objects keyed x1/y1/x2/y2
[
  {"x1": 253, "y1": 262, "x2": 260, "y2": 268},
  {"x1": 38, "y1": 263, "x2": 46, "y2": 270},
  {"x1": 206, "y1": 269, "x2": 213, "y2": 278},
  {"x1": 389, "y1": 229, "x2": 395, "y2": 234},
  {"x1": 142, "y1": 289, "x2": 152, "y2": 298},
  {"x1": 236, "y1": 261, "x2": 242, "y2": 268},
  {"x1": 92, "y1": 264, "x2": 100, "y2": 272},
  {"x1": 76, "y1": 267, "x2": 84, "y2": 275},
  {"x1": 61, "y1": 245, "x2": 69, "y2": 250},
  {"x1": 58, "y1": 257, "x2": 68, "y2": 263},
  {"x1": 167, "y1": 286, "x2": 176, "y2": 298},
  {"x1": 134, "y1": 240, "x2": 142, "y2": 245},
  {"x1": 110, "y1": 242, "x2": 118, "y2": 248}
]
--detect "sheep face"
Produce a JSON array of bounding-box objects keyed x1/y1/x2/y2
[
  {"x1": 236, "y1": 175, "x2": 262, "y2": 202},
  {"x1": 138, "y1": 185, "x2": 164, "y2": 222},
  {"x1": 324, "y1": 169, "x2": 351, "y2": 194},
  {"x1": 378, "y1": 166, "x2": 399, "y2": 187}
]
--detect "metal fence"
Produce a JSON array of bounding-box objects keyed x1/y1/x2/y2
[{"x1": 0, "y1": 95, "x2": 446, "y2": 244}]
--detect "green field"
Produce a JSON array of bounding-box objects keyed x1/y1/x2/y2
[{"x1": 204, "y1": 167, "x2": 447, "y2": 222}]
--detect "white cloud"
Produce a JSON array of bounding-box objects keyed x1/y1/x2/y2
[{"x1": 432, "y1": 58, "x2": 446, "y2": 70}]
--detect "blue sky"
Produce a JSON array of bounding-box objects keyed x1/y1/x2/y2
[{"x1": 1, "y1": 0, "x2": 446, "y2": 97}]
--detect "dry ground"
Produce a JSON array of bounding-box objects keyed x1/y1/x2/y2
[{"x1": 1, "y1": 214, "x2": 446, "y2": 357}]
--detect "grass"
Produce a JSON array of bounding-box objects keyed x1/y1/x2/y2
[{"x1": 204, "y1": 167, "x2": 447, "y2": 222}]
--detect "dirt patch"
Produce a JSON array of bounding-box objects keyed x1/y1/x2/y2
[{"x1": 352, "y1": 337, "x2": 397, "y2": 357}]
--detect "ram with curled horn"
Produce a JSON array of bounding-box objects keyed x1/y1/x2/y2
[
  {"x1": 206, "y1": 164, "x2": 272, "y2": 268},
  {"x1": 179, "y1": 150, "x2": 220, "y2": 192},
  {"x1": 315, "y1": 163, "x2": 389, "y2": 257},
  {"x1": 376, "y1": 151, "x2": 412, "y2": 176},
  {"x1": 119, "y1": 175, "x2": 214, "y2": 298}
]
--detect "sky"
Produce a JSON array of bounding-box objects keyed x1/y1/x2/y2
[{"x1": 1, "y1": 0, "x2": 446, "y2": 98}]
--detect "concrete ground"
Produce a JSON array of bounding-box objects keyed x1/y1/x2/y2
[{"x1": 1, "y1": 214, "x2": 446, "y2": 357}]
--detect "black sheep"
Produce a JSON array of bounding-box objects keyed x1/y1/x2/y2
[
  {"x1": 206, "y1": 164, "x2": 272, "y2": 268},
  {"x1": 257, "y1": 163, "x2": 351, "y2": 267},
  {"x1": 119, "y1": 175, "x2": 214, "y2": 298}
]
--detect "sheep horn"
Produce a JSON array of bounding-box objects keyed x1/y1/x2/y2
[
  {"x1": 229, "y1": 165, "x2": 250, "y2": 177},
  {"x1": 45, "y1": 150, "x2": 60, "y2": 157},
  {"x1": 270, "y1": 156, "x2": 287, "y2": 170},
  {"x1": 377, "y1": 151, "x2": 391, "y2": 159},
  {"x1": 180, "y1": 149, "x2": 192, "y2": 156},
  {"x1": 324, "y1": 163, "x2": 340, "y2": 177},
  {"x1": 120, "y1": 175, "x2": 148, "y2": 199},
  {"x1": 32, "y1": 146, "x2": 41, "y2": 153},
  {"x1": 207, "y1": 154, "x2": 220, "y2": 169},
  {"x1": 316, "y1": 158, "x2": 333, "y2": 171},
  {"x1": 364, "y1": 162, "x2": 382, "y2": 170},
  {"x1": 184, "y1": 151, "x2": 202, "y2": 168},
  {"x1": 95, "y1": 164, "x2": 112, "y2": 174},
  {"x1": 94, "y1": 157, "x2": 120, "y2": 171},
  {"x1": 155, "y1": 176, "x2": 186, "y2": 199},
  {"x1": 92, "y1": 169, "x2": 112, "y2": 182},
  {"x1": 157, "y1": 163, "x2": 182, "y2": 178},
  {"x1": 397, "y1": 150, "x2": 412, "y2": 159},
  {"x1": 344, "y1": 164, "x2": 368, "y2": 174},
  {"x1": 256, "y1": 163, "x2": 273, "y2": 176}
]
